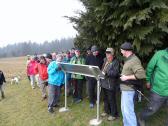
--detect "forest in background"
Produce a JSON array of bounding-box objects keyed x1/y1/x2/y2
[{"x1": 0, "y1": 38, "x2": 74, "y2": 58}]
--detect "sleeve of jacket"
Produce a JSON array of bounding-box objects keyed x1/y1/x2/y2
[
  {"x1": 2, "y1": 72, "x2": 6, "y2": 83},
  {"x1": 146, "y1": 52, "x2": 159, "y2": 84},
  {"x1": 131, "y1": 59, "x2": 146, "y2": 79},
  {"x1": 107, "y1": 60, "x2": 120, "y2": 78},
  {"x1": 47, "y1": 62, "x2": 59, "y2": 75},
  {"x1": 82, "y1": 57, "x2": 86, "y2": 65},
  {"x1": 35, "y1": 64, "x2": 38, "y2": 73},
  {"x1": 70, "y1": 57, "x2": 75, "y2": 64}
]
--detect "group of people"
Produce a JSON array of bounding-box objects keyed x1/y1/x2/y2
[{"x1": 24, "y1": 42, "x2": 168, "y2": 126}]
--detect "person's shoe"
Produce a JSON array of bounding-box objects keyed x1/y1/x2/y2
[
  {"x1": 138, "y1": 118, "x2": 145, "y2": 126},
  {"x1": 53, "y1": 104, "x2": 60, "y2": 108},
  {"x1": 101, "y1": 112, "x2": 107, "y2": 117},
  {"x1": 73, "y1": 98, "x2": 78, "y2": 103},
  {"x1": 48, "y1": 107, "x2": 54, "y2": 113},
  {"x1": 107, "y1": 116, "x2": 116, "y2": 121},
  {"x1": 75, "y1": 99, "x2": 82, "y2": 104},
  {"x1": 89, "y1": 103, "x2": 94, "y2": 108}
]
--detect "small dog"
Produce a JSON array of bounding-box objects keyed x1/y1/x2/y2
[{"x1": 11, "y1": 76, "x2": 21, "y2": 84}]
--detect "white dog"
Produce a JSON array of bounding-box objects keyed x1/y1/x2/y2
[{"x1": 11, "y1": 76, "x2": 21, "y2": 84}]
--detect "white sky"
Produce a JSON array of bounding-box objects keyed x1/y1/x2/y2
[{"x1": 0, "y1": 0, "x2": 84, "y2": 47}]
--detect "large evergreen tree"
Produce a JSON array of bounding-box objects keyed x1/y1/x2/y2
[{"x1": 68, "y1": 0, "x2": 168, "y2": 60}]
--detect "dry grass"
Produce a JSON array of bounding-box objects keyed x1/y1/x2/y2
[{"x1": 0, "y1": 57, "x2": 27, "y2": 81}]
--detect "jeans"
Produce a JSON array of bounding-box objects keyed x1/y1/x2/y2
[
  {"x1": 30, "y1": 75, "x2": 35, "y2": 88},
  {"x1": 35, "y1": 74, "x2": 40, "y2": 87},
  {"x1": 48, "y1": 84, "x2": 61, "y2": 108},
  {"x1": 39, "y1": 79, "x2": 48, "y2": 98},
  {"x1": 121, "y1": 91, "x2": 137, "y2": 126},
  {"x1": 140, "y1": 91, "x2": 168, "y2": 121},
  {"x1": 103, "y1": 88, "x2": 118, "y2": 117}
]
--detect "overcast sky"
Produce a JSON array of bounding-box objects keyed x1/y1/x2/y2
[{"x1": 0, "y1": 0, "x2": 84, "y2": 47}]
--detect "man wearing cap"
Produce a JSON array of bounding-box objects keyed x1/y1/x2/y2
[
  {"x1": 70, "y1": 48, "x2": 85, "y2": 103},
  {"x1": 120, "y1": 42, "x2": 146, "y2": 126},
  {"x1": 100, "y1": 48, "x2": 120, "y2": 121},
  {"x1": 86, "y1": 45, "x2": 104, "y2": 108}
]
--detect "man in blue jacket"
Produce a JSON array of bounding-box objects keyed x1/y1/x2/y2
[{"x1": 47, "y1": 54, "x2": 65, "y2": 113}]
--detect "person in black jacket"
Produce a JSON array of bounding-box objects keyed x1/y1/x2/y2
[
  {"x1": 86, "y1": 45, "x2": 104, "y2": 108},
  {"x1": 0, "y1": 70, "x2": 6, "y2": 99},
  {"x1": 100, "y1": 48, "x2": 120, "y2": 121}
]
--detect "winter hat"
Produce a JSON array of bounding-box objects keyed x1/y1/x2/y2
[
  {"x1": 120, "y1": 42, "x2": 133, "y2": 50},
  {"x1": 91, "y1": 45, "x2": 99, "y2": 52}
]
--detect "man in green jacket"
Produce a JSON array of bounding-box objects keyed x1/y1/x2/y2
[
  {"x1": 70, "y1": 48, "x2": 85, "y2": 103},
  {"x1": 139, "y1": 48, "x2": 168, "y2": 126}
]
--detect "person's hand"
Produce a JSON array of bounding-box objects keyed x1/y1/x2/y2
[
  {"x1": 57, "y1": 66, "x2": 62, "y2": 71},
  {"x1": 56, "y1": 64, "x2": 62, "y2": 71},
  {"x1": 102, "y1": 71, "x2": 105, "y2": 75},
  {"x1": 146, "y1": 82, "x2": 151, "y2": 89},
  {"x1": 120, "y1": 75, "x2": 129, "y2": 81}
]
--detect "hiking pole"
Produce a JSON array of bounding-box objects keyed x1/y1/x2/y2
[{"x1": 136, "y1": 89, "x2": 150, "y2": 103}]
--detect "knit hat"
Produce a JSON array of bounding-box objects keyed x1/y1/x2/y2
[
  {"x1": 91, "y1": 45, "x2": 99, "y2": 52},
  {"x1": 120, "y1": 42, "x2": 133, "y2": 50}
]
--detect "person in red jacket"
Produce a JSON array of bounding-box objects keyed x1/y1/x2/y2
[
  {"x1": 27, "y1": 56, "x2": 38, "y2": 89},
  {"x1": 34, "y1": 56, "x2": 40, "y2": 87},
  {"x1": 36, "y1": 56, "x2": 48, "y2": 100}
]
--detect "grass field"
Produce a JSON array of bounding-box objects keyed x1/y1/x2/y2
[{"x1": 0, "y1": 57, "x2": 167, "y2": 126}]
